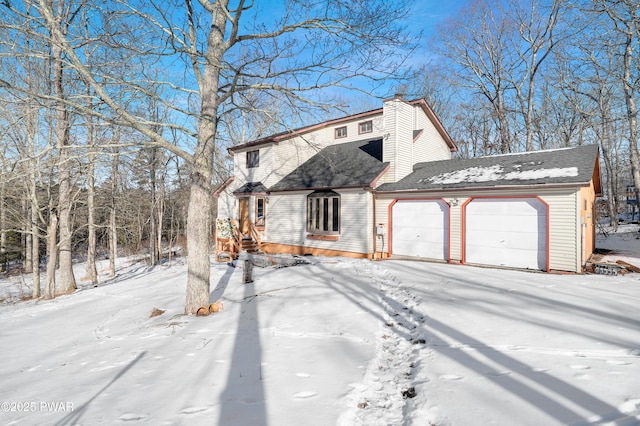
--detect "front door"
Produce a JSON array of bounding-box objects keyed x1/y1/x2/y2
[{"x1": 239, "y1": 198, "x2": 250, "y2": 235}]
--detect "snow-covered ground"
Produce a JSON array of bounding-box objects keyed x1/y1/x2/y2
[{"x1": 0, "y1": 225, "x2": 639, "y2": 425}]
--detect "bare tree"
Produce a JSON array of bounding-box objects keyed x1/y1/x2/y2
[
  {"x1": 434, "y1": 0, "x2": 521, "y2": 153},
  {"x1": 507, "y1": 0, "x2": 564, "y2": 151},
  {"x1": 46, "y1": 0, "x2": 76, "y2": 296},
  {"x1": 594, "y1": 0, "x2": 640, "y2": 211},
  {"x1": 85, "y1": 80, "x2": 98, "y2": 286},
  {"x1": 3, "y1": 0, "x2": 416, "y2": 313}
]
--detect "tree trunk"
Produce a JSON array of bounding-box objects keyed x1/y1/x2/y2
[
  {"x1": 622, "y1": 26, "x2": 640, "y2": 208},
  {"x1": 600, "y1": 136, "x2": 619, "y2": 231},
  {"x1": 185, "y1": 170, "x2": 213, "y2": 314},
  {"x1": 87, "y1": 148, "x2": 98, "y2": 286},
  {"x1": 28, "y1": 95, "x2": 40, "y2": 296},
  {"x1": 0, "y1": 177, "x2": 5, "y2": 273},
  {"x1": 109, "y1": 150, "x2": 119, "y2": 278},
  {"x1": 86, "y1": 80, "x2": 98, "y2": 286},
  {"x1": 45, "y1": 211, "x2": 58, "y2": 299},
  {"x1": 23, "y1": 199, "x2": 32, "y2": 274},
  {"x1": 184, "y1": 1, "x2": 228, "y2": 314},
  {"x1": 149, "y1": 147, "x2": 159, "y2": 265},
  {"x1": 31, "y1": 219, "x2": 41, "y2": 298},
  {"x1": 525, "y1": 72, "x2": 536, "y2": 151},
  {"x1": 51, "y1": 0, "x2": 75, "y2": 296},
  {"x1": 157, "y1": 176, "x2": 165, "y2": 263}
]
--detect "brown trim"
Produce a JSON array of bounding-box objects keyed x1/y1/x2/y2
[
  {"x1": 260, "y1": 242, "x2": 371, "y2": 259},
  {"x1": 461, "y1": 195, "x2": 550, "y2": 273},
  {"x1": 229, "y1": 108, "x2": 383, "y2": 153},
  {"x1": 370, "y1": 164, "x2": 390, "y2": 188},
  {"x1": 407, "y1": 98, "x2": 457, "y2": 152},
  {"x1": 246, "y1": 150, "x2": 259, "y2": 168},
  {"x1": 255, "y1": 196, "x2": 266, "y2": 228},
  {"x1": 387, "y1": 197, "x2": 451, "y2": 262},
  {"x1": 592, "y1": 149, "x2": 603, "y2": 195},
  {"x1": 358, "y1": 120, "x2": 373, "y2": 134},
  {"x1": 269, "y1": 185, "x2": 371, "y2": 194},
  {"x1": 228, "y1": 97, "x2": 456, "y2": 153},
  {"x1": 213, "y1": 176, "x2": 235, "y2": 197},
  {"x1": 307, "y1": 234, "x2": 339, "y2": 241},
  {"x1": 374, "y1": 181, "x2": 595, "y2": 195}
]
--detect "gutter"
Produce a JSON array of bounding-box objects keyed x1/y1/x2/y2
[{"x1": 373, "y1": 181, "x2": 596, "y2": 195}]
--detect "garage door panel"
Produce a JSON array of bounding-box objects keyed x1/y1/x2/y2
[
  {"x1": 465, "y1": 198, "x2": 547, "y2": 270},
  {"x1": 468, "y1": 220, "x2": 544, "y2": 234},
  {"x1": 392, "y1": 200, "x2": 449, "y2": 260}
]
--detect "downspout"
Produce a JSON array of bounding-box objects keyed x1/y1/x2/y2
[{"x1": 372, "y1": 190, "x2": 377, "y2": 260}]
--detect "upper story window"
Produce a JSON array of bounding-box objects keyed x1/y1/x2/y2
[
  {"x1": 246, "y1": 150, "x2": 259, "y2": 168},
  {"x1": 359, "y1": 120, "x2": 373, "y2": 134},
  {"x1": 335, "y1": 126, "x2": 347, "y2": 139}
]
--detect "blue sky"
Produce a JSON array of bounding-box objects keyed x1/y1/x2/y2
[{"x1": 409, "y1": 0, "x2": 468, "y2": 37}]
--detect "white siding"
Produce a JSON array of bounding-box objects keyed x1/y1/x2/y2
[
  {"x1": 375, "y1": 187, "x2": 582, "y2": 273},
  {"x1": 449, "y1": 200, "x2": 462, "y2": 261},
  {"x1": 267, "y1": 115, "x2": 386, "y2": 187},
  {"x1": 271, "y1": 136, "x2": 324, "y2": 186},
  {"x1": 234, "y1": 144, "x2": 275, "y2": 186},
  {"x1": 216, "y1": 186, "x2": 238, "y2": 219},
  {"x1": 545, "y1": 190, "x2": 580, "y2": 272},
  {"x1": 413, "y1": 105, "x2": 453, "y2": 163},
  {"x1": 382, "y1": 98, "x2": 414, "y2": 183},
  {"x1": 266, "y1": 190, "x2": 372, "y2": 255},
  {"x1": 264, "y1": 191, "x2": 310, "y2": 246}
]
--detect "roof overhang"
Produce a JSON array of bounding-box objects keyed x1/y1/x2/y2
[
  {"x1": 400, "y1": 97, "x2": 457, "y2": 153},
  {"x1": 268, "y1": 185, "x2": 376, "y2": 194},
  {"x1": 212, "y1": 176, "x2": 234, "y2": 197},
  {"x1": 228, "y1": 108, "x2": 383, "y2": 153},
  {"x1": 374, "y1": 181, "x2": 596, "y2": 195}
]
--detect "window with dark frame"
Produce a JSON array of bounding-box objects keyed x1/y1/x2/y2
[
  {"x1": 358, "y1": 120, "x2": 373, "y2": 134},
  {"x1": 256, "y1": 197, "x2": 266, "y2": 227},
  {"x1": 246, "y1": 150, "x2": 259, "y2": 168},
  {"x1": 335, "y1": 126, "x2": 347, "y2": 139},
  {"x1": 307, "y1": 191, "x2": 340, "y2": 235}
]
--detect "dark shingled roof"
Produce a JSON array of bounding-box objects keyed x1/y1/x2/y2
[
  {"x1": 233, "y1": 181, "x2": 267, "y2": 195},
  {"x1": 269, "y1": 139, "x2": 388, "y2": 192},
  {"x1": 377, "y1": 144, "x2": 600, "y2": 192}
]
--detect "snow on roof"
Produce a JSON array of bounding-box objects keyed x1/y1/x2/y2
[
  {"x1": 425, "y1": 165, "x2": 579, "y2": 185},
  {"x1": 477, "y1": 146, "x2": 576, "y2": 159},
  {"x1": 377, "y1": 144, "x2": 599, "y2": 192}
]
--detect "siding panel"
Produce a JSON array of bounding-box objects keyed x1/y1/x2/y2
[
  {"x1": 266, "y1": 190, "x2": 372, "y2": 255},
  {"x1": 375, "y1": 187, "x2": 581, "y2": 272}
]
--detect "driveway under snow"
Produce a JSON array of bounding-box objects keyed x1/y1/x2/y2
[{"x1": 1, "y1": 251, "x2": 639, "y2": 425}]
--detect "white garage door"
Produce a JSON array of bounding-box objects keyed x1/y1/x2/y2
[
  {"x1": 392, "y1": 199, "x2": 449, "y2": 260},
  {"x1": 465, "y1": 198, "x2": 548, "y2": 270}
]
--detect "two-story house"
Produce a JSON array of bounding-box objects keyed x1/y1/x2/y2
[
  {"x1": 215, "y1": 95, "x2": 456, "y2": 258},
  {"x1": 215, "y1": 96, "x2": 602, "y2": 273}
]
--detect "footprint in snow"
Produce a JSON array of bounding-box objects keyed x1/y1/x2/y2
[
  {"x1": 570, "y1": 365, "x2": 591, "y2": 370},
  {"x1": 439, "y1": 374, "x2": 464, "y2": 381},
  {"x1": 292, "y1": 391, "x2": 318, "y2": 399},
  {"x1": 486, "y1": 370, "x2": 511, "y2": 377},
  {"x1": 606, "y1": 359, "x2": 630, "y2": 366},
  {"x1": 180, "y1": 406, "x2": 211, "y2": 415},
  {"x1": 532, "y1": 367, "x2": 549, "y2": 373},
  {"x1": 117, "y1": 413, "x2": 146, "y2": 422}
]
